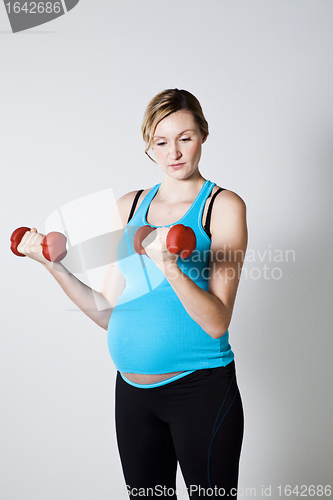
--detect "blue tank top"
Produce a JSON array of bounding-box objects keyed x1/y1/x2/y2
[{"x1": 107, "y1": 180, "x2": 234, "y2": 383}]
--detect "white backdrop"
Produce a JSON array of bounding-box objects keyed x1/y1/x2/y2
[{"x1": 1, "y1": 1, "x2": 332, "y2": 499}]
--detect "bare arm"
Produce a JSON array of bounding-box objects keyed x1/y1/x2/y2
[
  {"x1": 144, "y1": 190, "x2": 248, "y2": 339},
  {"x1": 16, "y1": 191, "x2": 140, "y2": 330},
  {"x1": 43, "y1": 260, "x2": 114, "y2": 330}
]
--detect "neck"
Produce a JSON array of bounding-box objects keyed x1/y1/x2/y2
[{"x1": 158, "y1": 171, "x2": 206, "y2": 204}]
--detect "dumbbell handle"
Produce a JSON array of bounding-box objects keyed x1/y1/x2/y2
[
  {"x1": 10, "y1": 227, "x2": 67, "y2": 262},
  {"x1": 134, "y1": 224, "x2": 196, "y2": 260}
]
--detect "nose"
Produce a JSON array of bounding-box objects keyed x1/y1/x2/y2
[{"x1": 168, "y1": 142, "x2": 182, "y2": 161}]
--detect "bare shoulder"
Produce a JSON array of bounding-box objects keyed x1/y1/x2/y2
[
  {"x1": 115, "y1": 187, "x2": 151, "y2": 227},
  {"x1": 213, "y1": 186, "x2": 247, "y2": 213},
  {"x1": 210, "y1": 186, "x2": 247, "y2": 244}
]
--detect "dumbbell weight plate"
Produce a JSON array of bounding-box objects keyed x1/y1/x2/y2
[
  {"x1": 133, "y1": 225, "x2": 157, "y2": 257},
  {"x1": 10, "y1": 227, "x2": 31, "y2": 257}
]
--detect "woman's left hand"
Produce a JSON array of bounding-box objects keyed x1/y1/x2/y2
[{"x1": 142, "y1": 226, "x2": 179, "y2": 274}]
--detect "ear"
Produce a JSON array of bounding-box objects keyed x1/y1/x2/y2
[{"x1": 201, "y1": 132, "x2": 208, "y2": 144}]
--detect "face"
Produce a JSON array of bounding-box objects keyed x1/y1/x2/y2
[{"x1": 151, "y1": 110, "x2": 207, "y2": 180}]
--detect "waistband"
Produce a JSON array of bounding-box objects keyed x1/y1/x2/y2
[
  {"x1": 119, "y1": 370, "x2": 195, "y2": 389},
  {"x1": 118, "y1": 360, "x2": 235, "y2": 390}
]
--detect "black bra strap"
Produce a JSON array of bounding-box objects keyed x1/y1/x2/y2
[
  {"x1": 127, "y1": 189, "x2": 144, "y2": 223},
  {"x1": 204, "y1": 187, "x2": 225, "y2": 239}
]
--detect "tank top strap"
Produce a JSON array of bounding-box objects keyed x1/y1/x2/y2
[
  {"x1": 126, "y1": 183, "x2": 161, "y2": 227},
  {"x1": 181, "y1": 179, "x2": 216, "y2": 228}
]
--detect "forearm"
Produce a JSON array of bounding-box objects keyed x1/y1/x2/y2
[
  {"x1": 42, "y1": 261, "x2": 113, "y2": 330},
  {"x1": 163, "y1": 262, "x2": 229, "y2": 339}
]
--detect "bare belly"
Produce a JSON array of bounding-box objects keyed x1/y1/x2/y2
[{"x1": 121, "y1": 371, "x2": 184, "y2": 384}]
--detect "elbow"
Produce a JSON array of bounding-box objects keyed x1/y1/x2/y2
[
  {"x1": 209, "y1": 327, "x2": 229, "y2": 340},
  {"x1": 205, "y1": 299, "x2": 233, "y2": 339},
  {"x1": 208, "y1": 318, "x2": 231, "y2": 340},
  {"x1": 98, "y1": 306, "x2": 113, "y2": 331},
  {"x1": 96, "y1": 319, "x2": 109, "y2": 331}
]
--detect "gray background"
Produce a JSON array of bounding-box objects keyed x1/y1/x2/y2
[{"x1": 1, "y1": 1, "x2": 332, "y2": 499}]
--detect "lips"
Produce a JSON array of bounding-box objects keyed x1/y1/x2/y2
[{"x1": 170, "y1": 162, "x2": 185, "y2": 169}]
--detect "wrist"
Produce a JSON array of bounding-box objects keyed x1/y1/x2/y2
[
  {"x1": 42, "y1": 261, "x2": 67, "y2": 274},
  {"x1": 163, "y1": 259, "x2": 181, "y2": 280}
]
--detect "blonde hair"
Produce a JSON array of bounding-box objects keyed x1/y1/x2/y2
[{"x1": 142, "y1": 89, "x2": 209, "y2": 163}]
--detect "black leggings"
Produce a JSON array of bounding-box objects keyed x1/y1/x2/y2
[{"x1": 115, "y1": 361, "x2": 244, "y2": 499}]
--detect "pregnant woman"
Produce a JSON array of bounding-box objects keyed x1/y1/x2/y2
[{"x1": 16, "y1": 88, "x2": 248, "y2": 499}]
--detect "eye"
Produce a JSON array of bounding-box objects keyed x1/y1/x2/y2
[
  {"x1": 181, "y1": 137, "x2": 191, "y2": 142},
  {"x1": 156, "y1": 141, "x2": 166, "y2": 146}
]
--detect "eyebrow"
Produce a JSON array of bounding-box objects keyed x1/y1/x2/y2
[{"x1": 153, "y1": 129, "x2": 195, "y2": 140}]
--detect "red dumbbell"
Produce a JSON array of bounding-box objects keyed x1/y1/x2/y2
[
  {"x1": 134, "y1": 224, "x2": 196, "y2": 260},
  {"x1": 10, "y1": 227, "x2": 67, "y2": 262},
  {"x1": 133, "y1": 225, "x2": 157, "y2": 256},
  {"x1": 166, "y1": 224, "x2": 197, "y2": 259}
]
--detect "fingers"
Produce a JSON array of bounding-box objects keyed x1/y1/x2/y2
[
  {"x1": 143, "y1": 228, "x2": 165, "y2": 250},
  {"x1": 156, "y1": 226, "x2": 169, "y2": 240},
  {"x1": 141, "y1": 229, "x2": 158, "y2": 250},
  {"x1": 16, "y1": 229, "x2": 33, "y2": 255},
  {"x1": 143, "y1": 227, "x2": 170, "y2": 257},
  {"x1": 17, "y1": 228, "x2": 45, "y2": 260},
  {"x1": 157, "y1": 227, "x2": 170, "y2": 251}
]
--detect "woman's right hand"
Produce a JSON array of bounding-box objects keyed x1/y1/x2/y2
[{"x1": 16, "y1": 228, "x2": 52, "y2": 266}]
